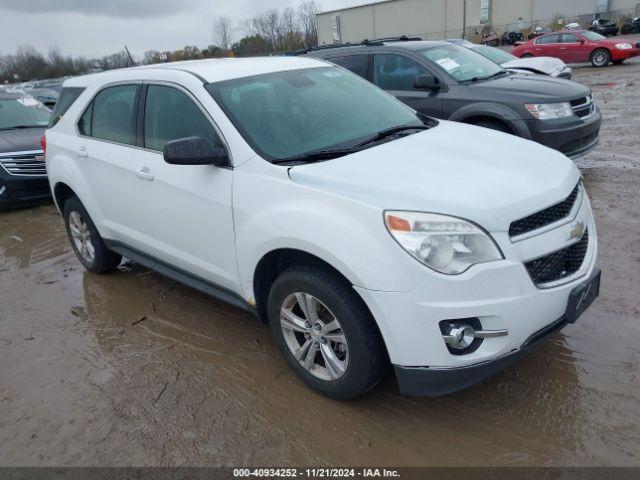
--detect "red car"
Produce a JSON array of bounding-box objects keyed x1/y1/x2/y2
[{"x1": 512, "y1": 29, "x2": 640, "y2": 67}]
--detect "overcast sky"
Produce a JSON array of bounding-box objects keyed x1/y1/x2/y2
[{"x1": 0, "y1": 0, "x2": 370, "y2": 58}]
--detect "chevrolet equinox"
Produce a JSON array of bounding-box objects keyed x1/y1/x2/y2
[{"x1": 44, "y1": 57, "x2": 600, "y2": 399}]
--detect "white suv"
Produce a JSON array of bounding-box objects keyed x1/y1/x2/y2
[{"x1": 45, "y1": 57, "x2": 600, "y2": 399}]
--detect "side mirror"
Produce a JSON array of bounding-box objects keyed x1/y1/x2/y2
[
  {"x1": 163, "y1": 136, "x2": 228, "y2": 167},
  {"x1": 414, "y1": 74, "x2": 440, "y2": 90}
]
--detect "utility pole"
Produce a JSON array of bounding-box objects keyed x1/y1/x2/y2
[{"x1": 462, "y1": 0, "x2": 467, "y2": 39}]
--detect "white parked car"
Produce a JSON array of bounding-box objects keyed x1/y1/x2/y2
[
  {"x1": 44, "y1": 57, "x2": 600, "y2": 399},
  {"x1": 445, "y1": 40, "x2": 572, "y2": 78}
]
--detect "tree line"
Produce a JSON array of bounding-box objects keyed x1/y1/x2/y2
[{"x1": 0, "y1": 0, "x2": 319, "y2": 84}]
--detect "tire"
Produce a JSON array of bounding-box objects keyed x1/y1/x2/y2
[
  {"x1": 63, "y1": 196, "x2": 122, "y2": 273},
  {"x1": 267, "y1": 265, "x2": 387, "y2": 400},
  {"x1": 521, "y1": 53, "x2": 534, "y2": 58},
  {"x1": 473, "y1": 119, "x2": 512, "y2": 134},
  {"x1": 590, "y1": 48, "x2": 611, "y2": 67}
]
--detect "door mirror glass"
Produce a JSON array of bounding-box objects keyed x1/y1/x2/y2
[
  {"x1": 163, "y1": 136, "x2": 228, "y2": 166},
  {"x1": 414, "y1": 74, "x2": 440, "y2": 90}
]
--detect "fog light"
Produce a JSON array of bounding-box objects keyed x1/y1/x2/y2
[
  {"x1": 440, "y1": 318, "x2": 508, "y2": 355},
  {"x1": 0, "y1": 185, "x2": 6, "y2": 197},
  {"x1": 444, "y1": 324, "x2": 475, "y2": 350}
]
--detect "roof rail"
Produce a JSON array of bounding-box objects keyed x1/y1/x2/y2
[
  {"x1": 286, "y1": 35, "x2": 423, "y2": 56},
  {"x1": 362, "y1": 35, "x2": 423, "y2": 43}
]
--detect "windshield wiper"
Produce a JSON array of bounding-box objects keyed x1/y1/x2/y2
[
  {"x1": 355, "y1": 124, "x2": 430, "y2": 148},
  {"x1": 0, "y1": 125, "x2": 44, "y2": 131},
  {"x1": 272, "y1": 147, "x2": 363, "y2": 165}
]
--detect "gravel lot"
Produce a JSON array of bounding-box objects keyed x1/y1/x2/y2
[{"x1": 1, "y1": 56, "x2": 639, "y2": 467}]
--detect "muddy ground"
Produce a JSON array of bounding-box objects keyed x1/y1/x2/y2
[{"x1": 1, "y1": 57, "x2": 639, "y2": 467}]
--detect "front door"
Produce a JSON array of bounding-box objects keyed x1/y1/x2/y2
[
  {"x1": 559, "y1": 33, "x2": 586, "y2": 63},
  {"x1": 371, "y1": 53, "x2": 443, "y2": 117},
  {"x1": 130, "y1": 83, "x2": 238, "y2": 291}
]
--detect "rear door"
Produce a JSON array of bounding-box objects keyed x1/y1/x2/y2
[
  {"x1": 129, "y1": 82, "x2": 237, "y2": 290},
  {"x1": 371, "y1": 53, "x2": 443, "y2": 117},
  {"x1": 76, "y1": 83, "x2": 140, "y2": 241}
]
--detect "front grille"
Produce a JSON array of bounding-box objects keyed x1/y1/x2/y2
[
  {"x1": 509, "y1": 183, "x2": 580, "y2": 238},
  {"x1": 525, "y1": 229, "x2": 589, "y2": 286},
  {"x1": 571, "y1": 96, "x2": 595, "y2": 118},
  {"x1": 0, "y1": 151, "x2": 46, "y2": 176}
]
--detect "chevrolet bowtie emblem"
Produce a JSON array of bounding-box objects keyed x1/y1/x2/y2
[{"x1": 569, "y1": 221, "x2": 586, "y2": 241}]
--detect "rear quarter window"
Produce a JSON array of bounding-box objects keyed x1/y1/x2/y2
[{"x1": 48, "y1": 87, "x2": 85, "y2": 128}]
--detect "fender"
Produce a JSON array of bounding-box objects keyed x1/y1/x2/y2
[
  {"x1": 449, "y1": 102, "x2": 533, "y2": 140},
  {"x1": 47, "y1": 152, "x2": 106, "y2": 235}
]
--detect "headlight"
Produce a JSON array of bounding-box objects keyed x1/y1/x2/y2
[
  {"x1": 525, "y1": 102, "x2": 573, "y2": 119},
  {"x1": 384, "y1": 211, "x2": 503, "y2": 274},
  {"x1": 615, "y1": 43, "x2": 632, "y2": 50}
]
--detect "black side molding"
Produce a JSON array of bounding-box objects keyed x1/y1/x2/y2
[{"x1": 105, "y1": 240, "x2": 257, "y2": 316}]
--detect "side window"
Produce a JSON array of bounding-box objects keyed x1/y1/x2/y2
[
  {"x1": 143, "y1": 84, "x2": 221, "y2": 152},
  {"x1": 561, "y1": 34, "x2": 580, "y2": 43},
  {"x1": 536, "y1": 34, "x2": 560, "y2": 45},
  {"x1": 327, "y1": 55, "x2": 369, "y2": 78},
  {"x1": 78, "y1": 84, "x2": 138, "y2": 145},
  {"x1": 49, "y1": 87, "x2": 85, "y2": 128},
  {"x1": 372, "y1": 54, "x2": 426, "y2": 91}
]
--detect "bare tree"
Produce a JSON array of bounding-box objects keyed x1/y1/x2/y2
[
  {"x1": 298, "y1": 0, "x2": 320, "y2": 48},
  {"x1": 213, "y1": 15, "x2": 233, "y2": 51}
]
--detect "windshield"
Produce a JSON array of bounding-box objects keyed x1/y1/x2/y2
[
  {"x1": 207, "y1": 67, "x2": 424, "y2": 161},
  {"x1": 0, "y1": 96, "x2": 51, "y2": 130},
  {"x1": 472, "y1": 45, "x2": 518, "y2": 65},
  {"x1": 581, "y1": 31, "x2": 606, "y2": 41},
  {"x1": 420, "y1": 45, "x2": 505, "y2": 82}
]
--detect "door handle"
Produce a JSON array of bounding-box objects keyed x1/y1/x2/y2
[
  {"x1": 136, "y1": 166, "x2": 154, "y2": 181},
  {"x1": 77, "y1": 146, "x2": 88, "y2": 158}
]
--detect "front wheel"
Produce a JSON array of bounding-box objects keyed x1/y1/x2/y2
[
  {"x1": 590, "y1": 48, "x2": 611, "y2": 67},
  {"x1": 268, "y1": 265, "x2": 387, "y2": 400},
  {"x1": 63, "y1": 197, "x2": 122, "y2": 273}
]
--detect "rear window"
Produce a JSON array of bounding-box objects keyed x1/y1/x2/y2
[{"x1": 49, "y1": 87, "x2": 85, "y2": 128}]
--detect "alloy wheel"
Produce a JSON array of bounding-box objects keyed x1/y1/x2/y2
[
  {"x1": 68, "y1": 211, "x2": 95, "y2": 263},
  {"x1": 280, "y1": 292, "x2": 349, "y2": 381},
  {"x1": 593, "y1": 50, "x2": 608, "y2": 66}
]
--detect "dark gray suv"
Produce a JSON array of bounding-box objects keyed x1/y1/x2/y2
[{"x1": 304, "y1": 38, "x2": 601, "y2": 159}]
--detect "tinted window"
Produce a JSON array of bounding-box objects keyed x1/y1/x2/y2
[
  {"x1": 327, "y1": 55, "x2": 369, "y2": 78},
  {"x1": 0, "y1": 95, "x2": 50, "y2": 130},
  {"x1": 49, "y1": 87, "x2": 85, "y2": 127},
  {"x1": 561, "y1": 33, "x2": 581, "y2": 43},
  {"x1": 143, "y1": 85, "x2": 221, "y2": 152},
  {"x1": 79, "y1": 84, "x2": 138, "y2": 144},
  {"x1": 536, "y1": 34, "x2": 560, "y2": 44},
  {"x1": 373, "y1": 55, "x2": 426, "y2": 90},
  {"x1": 207, "y1": 67, "x2": 424, "y2": 161}
]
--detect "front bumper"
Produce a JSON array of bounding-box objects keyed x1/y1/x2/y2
[
  {"x1": 611, "y1": 47, "x2": 640, "y2": 61},
  {"x1": 0, "y1": 170, "x2": 52, "y2": 210},
  {"x1": 526, "y1": 107, "x2": 602, "y2": 159},
  {"x1": 394, "y1": 269, "x2": 600, "y2": 395},
  {"x1": 355, "y1": 192, "x2": 598, "y2": 395}
]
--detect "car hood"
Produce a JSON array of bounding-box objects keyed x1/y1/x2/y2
[
  {"x1": 502, "y1": 56, "x2": 567, "y2": 75},
  {"x1": 288, "y1": 121, "x2": 580, "y2": 232},
  {"x1": 470, "y1": 72, "x2": 589, "y2": 101},
  {"x1": 0, "y1": 127, "x2": 45, "y2": 154}
]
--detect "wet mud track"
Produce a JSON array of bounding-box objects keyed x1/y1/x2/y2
[{"x1": 1, "y1": 60, "x2": 639, "y2": 467}]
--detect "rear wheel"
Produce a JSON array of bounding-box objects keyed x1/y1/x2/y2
[
  {"x1": 63, "y1": 197, "x2": 122, "y2": 273},
  {"x1": 521, "y1": 53, "x2": 534, "y2": 58},
  {"x1": 590, "y1": 48, "x2": 611, "y2": 67},
  {"x1": 267, "y1": 265, "x2": 387, "y2": 400}
]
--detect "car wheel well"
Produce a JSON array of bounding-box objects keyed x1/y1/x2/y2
[
  {"x1": 253, "y1": 249, "x2": 356, "y2": 324},
  {"x1": 53, "y1": 183, "x2": 77, "y2": 212},
  {"x1": 464, "y1": 116, "x2": 513, "y2": 134}
]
